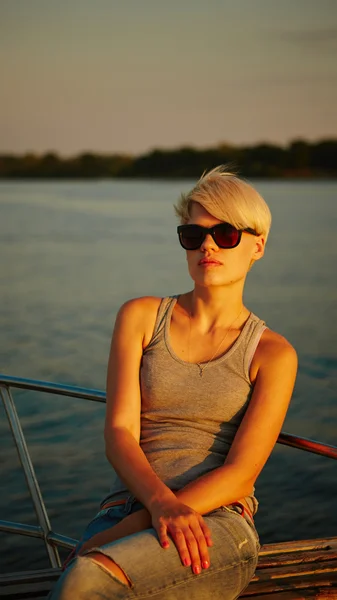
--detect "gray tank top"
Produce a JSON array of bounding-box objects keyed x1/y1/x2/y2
[{"x1": 105, "y1": 296, "x2": 266, "y2": 514}]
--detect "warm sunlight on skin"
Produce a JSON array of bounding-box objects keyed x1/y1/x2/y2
[
  {"x1": 186, "y1": 203, "x2": 265, "y2": 290},
  {"x1": 47, "y1": 168, "x2": 299, "y2": 599}
]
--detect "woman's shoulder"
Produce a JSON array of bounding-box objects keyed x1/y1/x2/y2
[
  {"x1": 120, "y1": 295, "x2": 163, "y2": 309},
  {"x1": 249, "y1": 326, "x2": 297, "y2": 384},
  {"x1": 116, "y1": 296, "x2": 170, "y2": 346},
  {"x1": 117, "y1": 295, "x2": 166, "y2": 319},
  {"x1": 256, "y1": 326, "x2": 297, "y2": 365}
]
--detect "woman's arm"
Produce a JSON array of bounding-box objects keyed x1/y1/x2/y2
[
  {"x1": 102, "y1": 298, "x2": 212, "y2": 572},
  {"x1": 106, "y1": 325, "x2": 297, "y2": 517},
  {"x1": 104, "y1": 298, "x2": 178, "y2": 509},
  {"x1": 109, "y1": 329, "x2": 297, "y2": 513},
  {"x1": 82, "y1": 326, "x2": 296, "y2": 573},
  {"x1": 175, "y1": 330, "x2": 298, "y2": 512}
]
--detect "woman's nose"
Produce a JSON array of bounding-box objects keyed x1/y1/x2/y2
[{"x1": 200, "y1": 233, "x2": 219, "y2": 252}]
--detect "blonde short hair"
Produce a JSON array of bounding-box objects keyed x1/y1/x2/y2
[{"x1": 174, "y1": 166, "x2": 272, "y2": 242}]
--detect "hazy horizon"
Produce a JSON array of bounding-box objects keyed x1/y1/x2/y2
[{"x1": 1, "y1": 0, "x2": 337, "y2": 155}]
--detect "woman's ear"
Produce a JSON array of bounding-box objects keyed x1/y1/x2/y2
[{"x1": 253, "y1": 235, "x2": 265, "y2": 262}]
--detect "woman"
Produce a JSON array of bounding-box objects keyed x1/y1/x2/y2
[{"x1": 50, "y1": 166, "x2": 297, "y2": 599}]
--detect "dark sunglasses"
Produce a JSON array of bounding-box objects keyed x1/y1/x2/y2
[{"x1": 177, "y1": 223, "x2": 258, "y2": 250}]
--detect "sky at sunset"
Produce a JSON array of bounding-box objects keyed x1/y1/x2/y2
[{"x1": 1, "y1": 0, "x2": 337, "y2": 155}]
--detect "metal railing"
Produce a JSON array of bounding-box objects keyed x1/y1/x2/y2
[{"x1": 1, "y1": 373, "x2": 337, "y2": 569}]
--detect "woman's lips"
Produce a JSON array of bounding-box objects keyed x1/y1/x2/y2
[{"x1": 198, "y1": 258, "x2": 222, "y2": 266}]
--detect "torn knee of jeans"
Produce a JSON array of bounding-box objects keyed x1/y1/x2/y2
[{"x1": 84, "y1": 550, "x2": 133, "y2": 588}]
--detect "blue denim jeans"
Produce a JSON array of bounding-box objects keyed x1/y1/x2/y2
[{"x1": 49, "y1": 497, "x2": 260, "y2": 600}]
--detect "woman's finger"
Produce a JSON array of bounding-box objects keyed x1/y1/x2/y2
[
  {"x1": 157, "y1": 522, "x2": 170, "y2": 549},
  {"x1": 153, "y1": 505, "x2": 212, "y2": 573},
  {"x1": 190, "y1": 523, "x2": 210, "y2": 569},
  {"x1": 200, "y1": 518, "x2": 213, "y2": 546},
  {"x1": 169, "y1": 525, "x2": 207, "y2": 575},
  {"x1": 183, "y1": 527, "x2": 203, "y2": 574},
  {"x1": 167, "y1": 527, "x2": 193, "y2": 567}
]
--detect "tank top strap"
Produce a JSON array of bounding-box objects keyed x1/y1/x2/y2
[
  {"x1": 144, "y1": 295, "x2": 177, "y2": 352},
  {"x1": 242, "y1": 314, "x2": 267, "y2": 380}
]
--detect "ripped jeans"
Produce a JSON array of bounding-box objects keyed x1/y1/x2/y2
[{"x1": 48, "y1": 497, "x2": 260, "y2": 600}]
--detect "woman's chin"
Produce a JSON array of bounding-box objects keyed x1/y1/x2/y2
[{"x1": 191, "y1": 272, "x2": 227, "y2": 288}]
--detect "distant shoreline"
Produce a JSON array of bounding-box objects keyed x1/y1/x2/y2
[
  {"x1": 1, "y1": 139, "x2": 336, "y2": 179},
  {"x1": 1, "y1": 176, "x2": 337, "y2": 183}
]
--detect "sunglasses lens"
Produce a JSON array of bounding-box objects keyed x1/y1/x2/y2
[
  {"x1": 179, "y1": 226, "x2": 204, "y2": 249},
  {"x1": 214, "y1": 224, "x2": 240, "y2": 248},
  {"x1": 178, "y1": 223, "x2": 241, "y2": 249}
]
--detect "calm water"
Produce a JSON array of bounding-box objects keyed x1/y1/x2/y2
[{"x1": 1, "y1": 179, "x2": 337, "y2": 572}]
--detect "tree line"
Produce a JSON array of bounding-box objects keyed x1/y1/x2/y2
[{"x1": 0, "y1": 139, "x2": 336, "y2": 179}]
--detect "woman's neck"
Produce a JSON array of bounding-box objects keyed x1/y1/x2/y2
[{"x1": 181, "y1": 285, "x2": 248, "y2": 333}]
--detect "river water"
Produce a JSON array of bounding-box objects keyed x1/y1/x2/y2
[{"x1": 1, "y1": 179, "x2": 336, "y2": 572}]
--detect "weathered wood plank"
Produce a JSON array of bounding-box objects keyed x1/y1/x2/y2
[
  {"x1": 0, "y1": 568, "x2": 61, "y2": 599},
  {"x1": 0, "y1": 567, "x2": 61, "y2": 585},
  {"x1": 0, "y1": 581, "x2": 52, "y2": 597},
  {"x1": 253, "y1": 560, "x2": 337, "y2": 581},
  {"x1": 258, "y1": 550, "x2": 337, "y2": 569},
  {"x1": 242, "y1": 590, "x2": 337, "y2": 599},
  {"x1": 259, "y1": 538, "x2": 337, "y2": 556},
  {"x1": 242, "y1": 591, "x2": 316, "y2": 599},
  {"x1": 241, "y1": 571, "x2": 337, "y2": 596},
  {"x1": 315, "y1": 591, "x2": 337, "y2": 599}
]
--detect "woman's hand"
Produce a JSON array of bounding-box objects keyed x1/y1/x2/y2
[
  {"x1": 77, "y1": 499, "x2": 212, "y2": 575},
  {"x1": 151, "y1": 497, "x2": 213, "y2": 575},
  {"x1": 78, "y1": 509, "x2": 152, "y2": 554}
]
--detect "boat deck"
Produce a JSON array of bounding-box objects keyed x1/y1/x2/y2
[
  {"x1": 1, "y1": 536, "x2": 337, "y2": 600},
  {"x1": 2, "y1": 376, "x2": 337, "y2": 600},
  {"x1": 242, "y1": 536, "x2": 337, "y2": 598}
]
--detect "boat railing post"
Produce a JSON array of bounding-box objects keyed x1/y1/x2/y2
[{"x1": 0, "y1": 384, "x2": 61, "y2": 568}]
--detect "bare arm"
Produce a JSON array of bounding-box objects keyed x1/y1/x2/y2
[
  {"x1": 106, "y1": 318, "x2": 296, "y2": 513},
  {"x1": 105, "y1": 331, "x2": 297, "y2": 514},
  {"x1": 84, "y1": 319, "x2": 297, "y2": 575},
  {"x1": 104, "y1": 297, "x2": 177, "y2": 510},
  {"x1": 85, "y1": 298, "x2": 212, "y2": 573},
  {"x1": 175, "y1": 331, "x2": 298, "y2": 512}
]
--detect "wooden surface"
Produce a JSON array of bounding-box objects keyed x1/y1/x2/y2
[
  {"x1": 240, "y1": 536, "x2": 337, "y2": 599},
  {"x1": 1, "y1": 537, "x2": 337, "y2": 599},
  {"x1": 0, "y1": 567, "x2": 61, "y2": 599}
]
